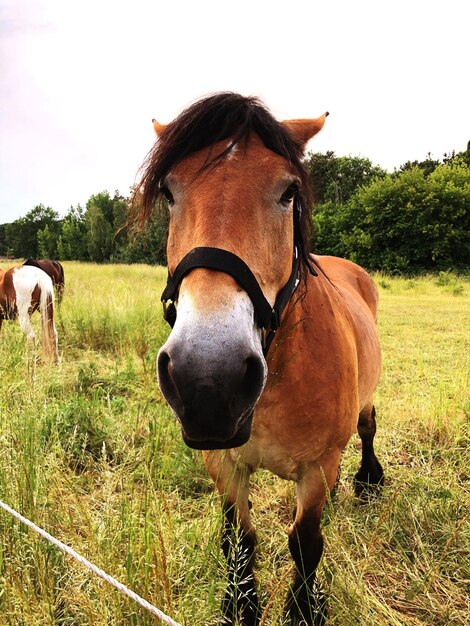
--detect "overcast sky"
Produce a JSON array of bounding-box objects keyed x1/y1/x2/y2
[{"x1": 1, "y1": 0, "x2": 468, "y2": 223}]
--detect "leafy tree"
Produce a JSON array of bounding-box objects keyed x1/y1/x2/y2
[
  {"x1": 0, "y1": 224, "x2": 7, "y2": 256},
  {"x1": 305, "y1": 152, "x2": 386, "y2": 204},
  {"x1": 462, "y1": 140, "x2": 470, "y2": 165},
  {"x1": 59, "y1": 205, "x2": 89, "y2": 260},
  {"x1": 444, "y1": 140, "x2": 470, "y2": 166},
  {"x1": 312, "y1": 200, "x2": 348, "y2": 257},
  {"x1": 86, "y1": 191, "x2": 115, "y2": 225},
  {"x1": 111, "y1": 192, "x2": 130, "y2": 258},
  {"x1": 304, "y1": 150, "x2": 337, "y2": 204},
  {"x1": 332, "y1": 162, "x2": 470, "y2": 271},
  {"x1": 86, "y1": 204, "x2": 113, "y2": 262},
  {"x1": 83, "y1": 191, "x2": 133, "y2": 262},
  {"x1": 5, "y1": 204, "x2": 60, "y2": 258},
  {"x1": 37, "y1": 224, "x2": 58, "y2": 258},
  {"x1": 56, "y1": 236, "x2": 67, "y2": 260},
  {"x1": 397, "y1": 152, "x2": 441, "y2": 177},
  {"x1": 116, "y1": 204, "x2": 169, "y2": 265}
]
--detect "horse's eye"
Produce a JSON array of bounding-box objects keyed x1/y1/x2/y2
[
  {"x1": 280, "y1": 184, "x2": 298, "y2": 205},
  {"x1": 160, "y1": 185, "x2": 174, "y2": 205}
]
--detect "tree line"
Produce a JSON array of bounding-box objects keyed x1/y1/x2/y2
[
  {"x1": 1, "y1": 143, "x2": 469, "y2": 272},
  {"x1": 0, "y1": 191, "x2": 169, "y2": 266}
]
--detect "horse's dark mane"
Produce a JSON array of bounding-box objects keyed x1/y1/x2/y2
[{"x1": 135, "y1": 92, "x2": 314, "y2": 256}]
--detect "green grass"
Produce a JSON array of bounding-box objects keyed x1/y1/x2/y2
[{"x1": 0, "y1": 262, "x2": 468, "y2": 625}]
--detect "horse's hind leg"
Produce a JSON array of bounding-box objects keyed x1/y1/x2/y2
[
  {"x1": 203, "y1": 451, "x2": 260, "y2": 626},
  {"x1": 354, "y1": 403, "x2": 384, "y2": 497},
  {"x1": 17, "y1": 308, "x2": 37, "y2": 344}
]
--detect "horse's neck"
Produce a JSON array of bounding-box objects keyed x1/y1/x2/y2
[{"x1": 275, "y1": 268, "x2": 344, "y2": 344}]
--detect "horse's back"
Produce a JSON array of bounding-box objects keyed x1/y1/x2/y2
[
  {"x1": 313, "y1": 255, "x2": 378, "y2": 321},
  {"x1": 12, "y1": 265, "x2": 54, "y2": 297},
  {"x1": 23, "y1": 258, "x2": 42, "y2": 270},
  {"x1": 24, "y1": 258, "x2": 61, "y2": 279},
  {"x1": 24, "y1": 258, "x2": 65, "y2": 296},
  {"x1": 0, "y1": 266, "x2": 41, "y2": 319}
]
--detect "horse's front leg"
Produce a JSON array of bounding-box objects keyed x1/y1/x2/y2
[
  {"x1": 221, "y1": 499, "x2": 260, "y2": 625},
  {"x1": 203, "y1": 450, "x2": 260, "y2": 626},
  {"x1": 285, "y1": 451, "x2": 341, "y2": 626}
]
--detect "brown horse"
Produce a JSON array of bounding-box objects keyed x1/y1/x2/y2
[
  {"x1": 23, "y1": 258, "x2": 65, "y2": 303},
  {"x1": 0, "y1": 264, "x2": 59, "y2": 362},
  {"x1": 136, "y1": 93, "x2": 384, "y2": 625}
]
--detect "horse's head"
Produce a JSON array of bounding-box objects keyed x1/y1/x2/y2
[{"x1": 138, "y1": 93, "x2": 327, "y2": 449}]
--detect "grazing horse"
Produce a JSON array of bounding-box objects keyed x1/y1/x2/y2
[
  {"x1": 23, "y1": 258, "x2": 65, "y2": 303},
  {"x1": 0, "y1": 264, "x2": 59, "y2": 362},
  {"x1": 136, "y1": 93, "x2": 384, "y2": 625}
]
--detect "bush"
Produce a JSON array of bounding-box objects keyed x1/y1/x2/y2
[{"x1": 313, "y1": 161, "x2": 470, "y2": 271}]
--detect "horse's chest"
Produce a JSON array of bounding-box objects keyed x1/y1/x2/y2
[
  {"x1": 234, "y1": 408, "x2": 344, "y2": 481},
  {"x1": 234, "y1": 361, "x2": 358, "y2": 479},
  {"x1": 233, "y1": 436, "x2": 302, "y2": 481}
]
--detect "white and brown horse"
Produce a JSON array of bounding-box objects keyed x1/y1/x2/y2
[
  {"x1": 23, "y1": 258, "x2": 65, "y2": 303},
  {"x1": 136, "y1": 93, "x2": 384, "y2": 625},
  {"x1": 0, "y1": 264, "x2": 59, "y2": 362}
]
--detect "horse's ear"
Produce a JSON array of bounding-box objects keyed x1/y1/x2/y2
[
  {"x1": 282, "y1": 113, "x2": 329, "y2": 150},
  {"x1": 152, "y1": 119, "x2": 167, "y2": 137}
]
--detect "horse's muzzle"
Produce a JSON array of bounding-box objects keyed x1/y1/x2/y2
[{"x1": 157, "y1": 347, "x2": 266, "y2": 449}]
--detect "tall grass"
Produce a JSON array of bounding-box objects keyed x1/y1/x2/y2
[{"x1": 0, "y1": 262, "x2": 468, "y2": 625}]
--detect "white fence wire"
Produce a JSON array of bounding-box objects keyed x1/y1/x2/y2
[{"x1": 0, "y1": 499, "x2": 182, "y2": 626}]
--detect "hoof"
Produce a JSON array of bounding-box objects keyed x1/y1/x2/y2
[
  {"x1": 285, "y1": 585, "x2": 327, "y2": 626},
  {"x1": 354, "y1": 459, "x2": 385, "y2": 499}
]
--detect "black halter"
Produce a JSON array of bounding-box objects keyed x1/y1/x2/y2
[{"x1": 160, "y1": 198, "x2": 316, "y2": 355}]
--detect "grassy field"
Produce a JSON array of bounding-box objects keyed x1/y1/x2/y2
[{"x1": 0, "y1": 261, "x2": 468, "y2": 625}]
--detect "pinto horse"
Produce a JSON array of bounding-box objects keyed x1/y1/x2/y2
[
  {"x1": 136, "y1": 93, "x2": 384, "y2": 625},
  {"x1": 0, "y1": 264, "x2": 59, "y2": 362},
  {"x1": 23, "y1": 258, "x2": 65, "y2": 303}
]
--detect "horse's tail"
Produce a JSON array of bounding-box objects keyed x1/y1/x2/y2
[{"x1": 37, "y1": 273, "x2": 59, "y2": 363}]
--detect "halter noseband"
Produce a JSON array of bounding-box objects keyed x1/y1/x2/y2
[{"x1": 160, "y1": 198, "x2": 316, "y2": 355}]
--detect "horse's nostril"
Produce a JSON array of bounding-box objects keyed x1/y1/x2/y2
[
  {"x1": 240, "y1": 356, "x2": 266, "y2": 405},
  {"x1": 157, "y1": 349, "x2": 185, "y2": 417},
  {"x1": 158, "y1": 349, "x2": 170, "y2": 373},
  {"x1": 157, "y1": 349, "x2": 171, "y2": 388}
]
